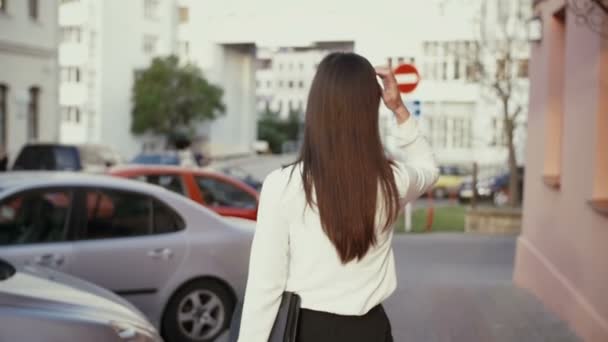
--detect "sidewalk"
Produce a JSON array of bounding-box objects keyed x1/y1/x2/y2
[{"x1": 386, "y1": 234, "x2": 579, "y2": 342}]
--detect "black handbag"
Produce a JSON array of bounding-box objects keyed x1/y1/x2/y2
[
  {"x1": 269, "y1": 292, "x2": 301, "y2": 342},
  {"x1": 228, "y1": 292, "x2": 301, "y2": 342}
]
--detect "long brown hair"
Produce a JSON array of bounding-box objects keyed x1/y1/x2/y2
[{"x1": 294, "y1": 52, "x2": 400, "y2": 264}]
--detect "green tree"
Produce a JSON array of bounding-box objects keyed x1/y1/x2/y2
[
  {"x1": 131, "y1": 55, "x2": 225, "y2": 147},
  {"x1": 257, "y1": 106, "x2": 302, "y2": 154}
]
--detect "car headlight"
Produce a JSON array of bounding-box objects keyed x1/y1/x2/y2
[{"x1": 110, "y1": 321, "x2": 162, "y2": 342}]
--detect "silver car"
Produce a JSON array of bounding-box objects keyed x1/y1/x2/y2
[
  {"x1": 0, "y1": 172, "x2": 254, "y2": 342},
  {"x1": 0, "y1": 258, "x2": 161, "y2": 342}
]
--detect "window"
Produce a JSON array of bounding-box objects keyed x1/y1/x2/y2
[
  {"x1": 84, "y1": 189, "x2": 152, "y2": 240},
  {"x1": 454, "y1": 58, "x2": 461, "y2": 79},
  {"x1": 60, "y1": 67, "x2": 82, "y2": 83},
  {"x1": 178, "y1": 6, "x2": 189, "y2": 23},
  {"x1": 278, "y1": 80, "x2": 283, "y2": 88},
  {"x1": 142, "y1": 35, "x2": 157, "y2": 54},
  {"x1": 590, "y1": 40, "x2": 608, "y2": 214},
  {"x1": 299, "y1": 63, "x2": 304, "y2": 70},
  {"x1": 153, "y1": 200, "x2": 185, "y2": 234},
  {"x1": 288, "y1": 81, "x2": 294, "y2": 89},
  {"x1": 60, "y1": 27, "x2": 82, "y2": 44},
  {"x1": 0, "y1": 0, "x2": 7, "y2": 13},
  {"x1": 451, "y1": 117, "x2": 472, "y2": 148},
  {"x1": 298, "y1": 81, "x2": 304, "y2": 89},
  {"x1": 429, "y1": 114, "x2": 448, "y2": 148},
  {"x1": 442, "y1": 61, "x2": 448, "y2": 80},
  {"x1": 28, "y1": 0, "x2": 38, "y2": 20},
  {"x1": 0, "y1": 189, "x2": 72, "y2": 246},
  {"x1": 54, "y1": 146, "x2": 79, "y2": 170},
  {"x1": 143, "y1": 0, "x2": 159, "y2": 19},
  {"x1": 178, "y1": 40, "x2": 190, "y2": 57},
  {"x1": 517, "y1": 59, "x2": 529, "y2": 78},
  {"x1": 0, "y1": 84, "x2": 7, "y2": 148},
  {"x1": 496, "y1": 59, "x2": 508, "y2": 80},
  {"x1": 61, "y1": 106, "x2": 81, "y2": 123},
  {"x1": 491, "y1": 117, "x2": 506, "y2": 146},
  {"x1": 266, "y1": 80, "x2": 271, "y2": 88},
  {"x1": 542, "y1": 10, "x2": 567, "y2": 189},
  {"x1": 397, "y1": 57, "x2": 405, "y2": 65},
  {"x1": 133, "y1": 174, "x2": 186, "y2": 195},
  {"x1": 27, "y1": 87, "x2": 39, "y2": 140},
  {"x1": 195, "y1": 177, "x2": 257, "y2": 209},
  {"x1": 466, "y1": 63, "x2": 477, "y2": 82}
]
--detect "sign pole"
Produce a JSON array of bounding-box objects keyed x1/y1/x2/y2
[{"x1": 405, "y1": 202, "x2": 412, "y2": 232}]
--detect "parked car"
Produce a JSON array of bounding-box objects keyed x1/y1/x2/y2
[
  {"x1": 12, "y1": 143, "x2": 123, "y2": 172},
  {"x1": 110, "y1": 165, "x2": 260, "y2": 221},
  {"x1": 457, "y1": 177, "x2": 494, "y2": 203},
  {"x1": 0, "y1": 172, "x2": 253, "y2": 342},
  {"x1": 0, "y1": 258, "x2": 161, "y2": 342},
  {"x1": 458, "y1": 167, "x2": 525, "y2": 205},
  {"x1": 131, "y1": 151, "x2": 196, "y2": 167},
  {"x1": 219, "y1": 166, "x2": 263, "y2": 191},
  {"x1": 431, "y1": 165, "x2": 469, "y2": 199}
]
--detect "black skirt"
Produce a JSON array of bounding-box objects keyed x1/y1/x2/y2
[{"x1": 296, "y1": 305, "x2": 393, "y2": 342}]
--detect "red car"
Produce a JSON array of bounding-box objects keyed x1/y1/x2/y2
[{"x1": 109, "y1": 165, "x2": 259, "y2": 220}]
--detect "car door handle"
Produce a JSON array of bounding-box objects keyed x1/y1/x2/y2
[
  {"x1": 147, "y1": 248, "x2": 173, "y2": 260},
  {"x1": 34, "y1": 254, "x2": 65, "y2": 267}
]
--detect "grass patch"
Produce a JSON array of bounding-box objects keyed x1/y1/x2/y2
[{"x1": 394, "y1": 205, "x2": 466, "y2": 233}]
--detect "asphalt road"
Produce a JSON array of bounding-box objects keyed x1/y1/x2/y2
[{"x1": 219, "y1": 234, "x2": 578, "y2": 342}]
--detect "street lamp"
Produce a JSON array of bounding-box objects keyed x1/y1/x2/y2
[{"x1": 528, "y1": 16, "x2": 543, "y2": 43}]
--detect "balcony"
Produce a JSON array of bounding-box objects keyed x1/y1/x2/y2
[{"x1": 60, "y1": 83, "x2": 87, "y2": 106}]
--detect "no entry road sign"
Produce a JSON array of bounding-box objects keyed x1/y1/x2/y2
[{"x1": 394, "y1": 64, "x2": 420, "y2": 94}]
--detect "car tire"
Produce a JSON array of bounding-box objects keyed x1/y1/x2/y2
[{"x1": 162, "y1": 279, "x2": 235, "y2": 342}]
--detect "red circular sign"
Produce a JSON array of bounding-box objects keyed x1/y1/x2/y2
[{"x1": 394, "y1": 64, "x2": 420, "y2": 94}]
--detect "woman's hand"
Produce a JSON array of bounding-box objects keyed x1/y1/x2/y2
[{"x1": 375, "y1": 62, "x2": 411, "y2": 124}]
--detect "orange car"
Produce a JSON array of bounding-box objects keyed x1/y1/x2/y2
[{"x1": 109, "y1": 165, "x2": 260, "y2": 220}]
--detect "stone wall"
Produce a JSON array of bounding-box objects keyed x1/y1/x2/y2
[{"x1": 465, "y1": 207, "x2": 522, "y2": 234}]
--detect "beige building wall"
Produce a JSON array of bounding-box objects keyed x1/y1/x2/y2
[{"x1": 514, "y1": 1, "x2": 608, "y2": 341}]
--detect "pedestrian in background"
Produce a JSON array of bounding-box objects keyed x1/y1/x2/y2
[{"x1": 236, "y1": 52, "x2": 438, "y2": 341}]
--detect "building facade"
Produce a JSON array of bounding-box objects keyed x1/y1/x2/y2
[
  {"x1": 254, "y1": 0, "x2": 529, "y2": 171},
  {"x1": 58, "y1": 0, "x2": 258, "y2": 159},
  {"x1": 0, "y1": 0, "x2": 59, "y2": 161},
  {"x1": 256, "y1": 46, "x2": 352, "y2": 119},
  {"x1": 514, "y1": 1, "x2": 608, "y2": 341},
  {"x1": 58, "y1": 0, "x2": 177, "y2": 157}
]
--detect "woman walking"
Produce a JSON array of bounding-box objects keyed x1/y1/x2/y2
[{"x1": 237, "y1": 52, "x2": 438, "y2": 342}]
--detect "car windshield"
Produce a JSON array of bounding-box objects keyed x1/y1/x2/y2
[
  {"x1": 131, "y1": 154, "x2": 179, "y2": 165},
  {"x1": 0, "y1": 259, "x2": 16, "y2": 281}
]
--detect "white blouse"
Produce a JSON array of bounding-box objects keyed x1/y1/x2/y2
[{"x1": 237, "y1": 117, "x2": 438, "y2": 341}]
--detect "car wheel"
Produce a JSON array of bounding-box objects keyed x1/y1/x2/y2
[
  {"x1": 433, "y1": 187, "x2": 447, "y2": 199},
  {"x1": 162, "y1": 280, "x2": 235, "y2": 342}
]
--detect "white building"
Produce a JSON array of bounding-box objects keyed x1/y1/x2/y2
[
  {"x1": 256, "y1": 45, "x2": 352, "y2": 119},
  {"x1": 248, "y1": 0, "x2": 528, "y2": 170},
  {"x1": 56, "y1": 0, "x2": 528, "y2": 167},
  {"x1": 404, "y1": 0, "x2": 530, "y2": 169},
  {"x1": 0, "y1": 0, "x2": 59, "y2": 160},
  {"x1": 59, "y1": 0, "x2": 178, "y2": 157},
  {"x1": 58, "y1": 0, "x2": 258, "y2": 159}
]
